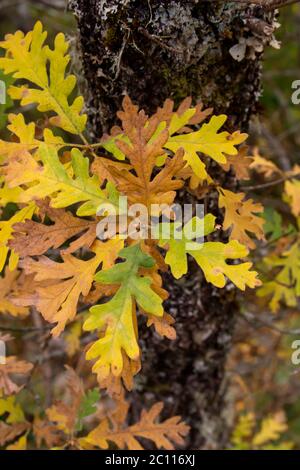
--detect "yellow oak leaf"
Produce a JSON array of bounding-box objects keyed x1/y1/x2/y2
[
  {"x1": 231, "y1": 412, "x2": 291, "y2": 450},
  {"x1": 231, "y1": 413, "x2": 256, "y2": 450},
  {"x1": 257, "y1": 240, "x2": 300, "y2": 312},
  {"x1": 258, "y1": 281, "x2": 297, "y2": 313},
  {"x1": 159, "y1": 215, "x2": 261, "y2": 290},
  {"x1": 252, "y1": 412, "x2": 287, "y2": 447},
  {"x1": 0, "y1": 176, "x2": 24, "y2": 206},
  {"x1": 158, "y1": 214, "x2": 216, "y2": 279},
  {"x1": 0, "y1": 203, "x2": 35, "y2": 272},
  {"x1": 0, "y1": 396, "x2": 25, "y2": 422},
  {"x1": 191, "y1": 240, "x2": 261, "y2": 290},
  {"x1": 164, "y1": 115, "x2": 247, "y2": 181},
  {"x1": 0, "y1": 21, "x2": 87, "y2": 134},
  {"x1": 0, "y1": 114, "x2": 64, "y2": 166}
]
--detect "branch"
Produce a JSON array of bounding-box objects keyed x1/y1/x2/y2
[
  {"x1": 0, "y1": 305, "x2": 92, "y2": 334},
  {"x1": 242, "y1": 171, "x2": 300, "y2": 191},
  {"x1": 241, "y1": 311, "x2": 300, "y2": 335},
  {"x1": 0, "y1": 324, "x2": 52, "y2": 333}
]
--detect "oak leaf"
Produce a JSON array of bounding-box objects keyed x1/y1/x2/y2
[
  {"x1": 0, "y1": 395, "x2": 25, "y2": 422},
  {"x1": 107, "y1": 96, "x2": 185, "y2": 208},
  {"x1": 164, "y1": 117, "x2": 247, "y2": 181},
  {"x1": 99, "y1": 354, "x2": 141, "y2": 398},
  {"x1": 159, "y1": 215, "x2": 261, "y2": 290},
  {"x1": 18, "y1": 239, "x2": 123, "y2": 336},
  {"x1": 218, "y1": 188, "x2": 265, "y2": 249},
  {"x1": 105, "y1": 97, "x2": 246, "y2": 183},
  {"x1": 0, "y1": 21, "x2": 87, "y2": 134},
  {"x1": 221, "y1": 146, "x2": 254, "y2": 180},
  {"x1": 154, "y1": 96, "x2": 213, "y2": 133},
  {"x1": 0, "y1": 203, "x2": 35, "y2": 272},
  {"x1": 231, "y1": 413, "x2": 256, "y2": 450},
  {"x1": 0, "y1": 113, "x2": 64, "y2": 165},
  {"x1": 146, "y1": 312, "x2": 176, "y2": 340},
  {"x1": 252, "y1": 412, "x2": 287, "y2": 447},
  {"x1": 258, "y1": 240, "x2": 300, "y2": 312},
  {"x1": 9, "y1": 201, "x2": 97, "y2": 257},
  {"x1": 33, "y1": 417, "x2": 61, "y2": 449},
  {"x1": 4, "y1": 145, "x2": 112, "y2": 216},
  {"x1": 84, "y1": 244, "x2": 164, "y2": 381},
  {"x1": 81, "y1": 400, "x2": 189, "y2": 450},
  {"x1": 249, "y1": 148, "x2": 282, "y2": 178}
]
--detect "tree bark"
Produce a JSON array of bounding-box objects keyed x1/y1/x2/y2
[{"x1": 69, "y1": 0, "x2": 276, "y2": 449}]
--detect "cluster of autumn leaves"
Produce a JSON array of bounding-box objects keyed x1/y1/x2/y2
[{"x1": 0, "y1": 21, "x2": 299, "y2": 449}]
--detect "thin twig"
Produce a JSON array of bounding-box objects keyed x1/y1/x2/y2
[
  {"x1": 242, "y1": 171, "x2": 300, "y2": 191},
  {"x1": 0, "y1": 305, "x2": 92, "y2": 334},
  {"x1": 241, "y1": 311, "x2": 300, "y2": 335},
  {"x1": 0, "y1": 324, "x2": 52, "y2": 333},
  {"x1": 138, "y1": 27, "x2": 183, "y2": 54}
]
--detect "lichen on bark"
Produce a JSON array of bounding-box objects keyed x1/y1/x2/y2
[{"x1": 69, "y1": 0, "x2": 276, "y2": 449}]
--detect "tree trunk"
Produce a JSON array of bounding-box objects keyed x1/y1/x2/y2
[{"x1": 69, "y1": 0, "x2": 276, "y2": 449}]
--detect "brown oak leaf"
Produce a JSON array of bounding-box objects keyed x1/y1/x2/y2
[
  {"x1": 81, "y1": 400, "x2": 189, "y2": 450},
  {"x1": 9, "y1": 201, "x2": 97, "y2": 257}
]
